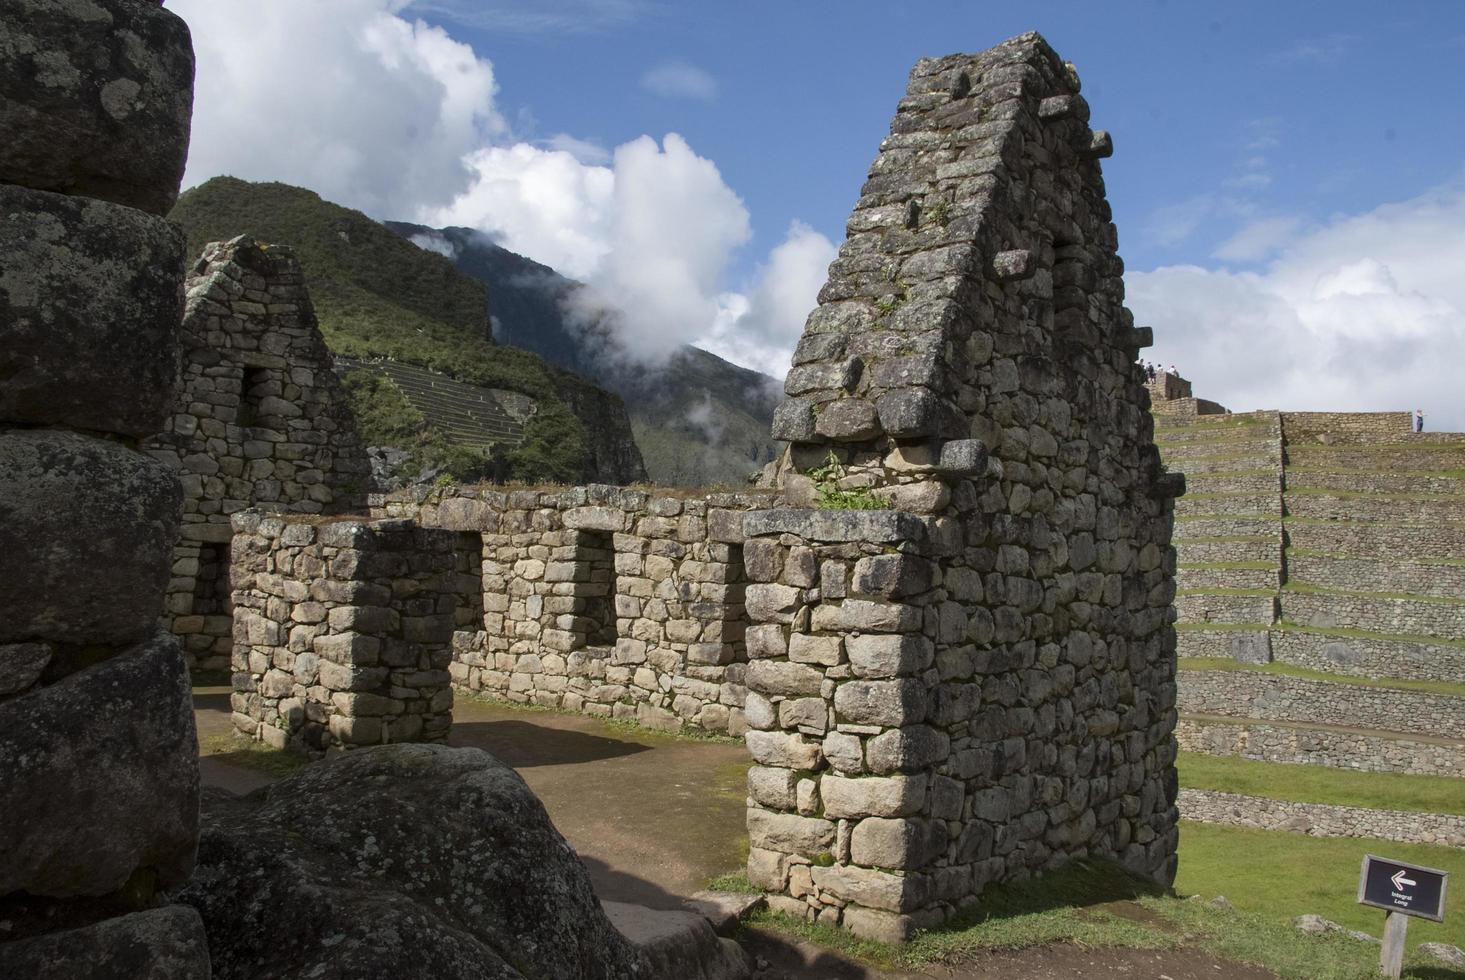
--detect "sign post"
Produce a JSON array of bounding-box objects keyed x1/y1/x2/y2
[{"x1": 1357, "y1": 854, "x2": 1449, "y2": 979}]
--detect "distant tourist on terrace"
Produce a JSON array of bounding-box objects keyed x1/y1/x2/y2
[{"x1": 1415, "y1": 408, "x2": 1425, "y2": 433}]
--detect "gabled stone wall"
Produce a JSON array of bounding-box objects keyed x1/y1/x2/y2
[
  {"x1": 744, "y1": 33, "x2": 1180, "y2": 941},
  {"x1": 146, "y1": 236, "x2": 371, "y2": 671}
]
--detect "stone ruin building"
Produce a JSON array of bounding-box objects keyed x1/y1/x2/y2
[
  {"x1": 1, "y1": 3, "x2": 1184, "y2": 966},
  {"x1": 145, "y1": 236, "x2": 371, "y2": 672},
  {"x1": 1147, "y1": 376, "x2": 1465, "y2": 831},
  {"x1": 0, "y1": 0, "x2": 210, "y2": 971},
  {"x1": 225, "y1": 31, "x2": 1184, "y2": 943}
]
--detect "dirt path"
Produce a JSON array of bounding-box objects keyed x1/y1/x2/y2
[{"x1": 195, "y1": 690, "x2": 1279, "y2": 979}]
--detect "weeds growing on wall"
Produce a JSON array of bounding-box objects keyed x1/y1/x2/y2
[{"x1": 807, "y1": 450, "x2": 888, "y2": 510}]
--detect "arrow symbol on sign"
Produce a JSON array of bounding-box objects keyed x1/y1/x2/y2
[{"x1": 1391, "y1": 870, "x2": 1416, "y2": 890}]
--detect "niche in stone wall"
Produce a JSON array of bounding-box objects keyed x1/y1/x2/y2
[
  {"x1": 192, "y1": 541, "x2": 233, "y2": 617},
  {"x1": 237, "y1": 365, "x2": 272, "y2": 430},
  {"x1": 569, "y1": 529, "x2": 617, "y2": 649}
]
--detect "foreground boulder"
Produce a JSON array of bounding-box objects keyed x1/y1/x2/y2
[{"x1": 176, "y1": 744, "x2": 648, "y2": 979}]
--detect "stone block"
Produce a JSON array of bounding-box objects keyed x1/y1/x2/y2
[
  {"x1": 812, "y1": 598, "x2": 922, "y2": 633},
  {"x1": 0, "y1": 905, "x2": 210, "y2": 980},
  {"x1": 936, "y1": 439, "x2": 989, "y2": 475},
  {"x1": 747, "y1": 660, "x2": 825, "y2": 697},
  {"x1": 0, "y1": 186, "x2": 184, "y2": 433},
  {"x1": 0, "y1": 431, "x2": 181, "y2": 646},
  {"x1": 0, "y1": 630, "x2": 198, "y2": 897},
  {"x1": 789, "y1": 633, "x2": 843, "y2": 666},
  {"x1": 851, "y1": 554, "x2": 934, "y2": 598},
  {"x1": 815, "y1": 398, "x2": 881, "y2": 441},
  {"x1": 745, "y1": 623, "x2": 788, "y2": 660},
  {"x1": 745, "y1": 730, "x2": 823, "y2": 769},
  {"x1": 820, "y1": 774, "x2": 925, "y2": 818},
  {"x1": 744, "y1": 583, "x2": 804, "y2": 624},
  {"x1": 809, "y1": 864, "x2": 930, "y2": 913},
  {"x1": 834, "y1": 679, "x2": 929, "y2": 727},
  {"x1": 436, "y1": 497, "x2": 500, "y2": 531},
  {"x1": 841, "y1": 907, "x2": 922, "y2": 944},
  {"x1": 846, "y1": 634, "x2": 934, "y2": 678},
  {"x1": 0, "y1": 0, "x2": 195, "y2": 214},
  {"x1": 745, "y1": 508, "x2": 930, "y2": 545},
  {"x1": 875, "y1": 388, "x2": 938, "y2": 438},
  {"x1": 563, "y1": 506, "x2": 625, "y2": 531},
  {"x1": 865, "y1": 725, "x2": 950, "y2": 775},
  {"x1": 770, "y1": 398, "x2": 817, "y2": 442},
  {"x1": 746, "y1": 808, "x2": 835, "y2": 854},
  {"x1": 746, "y1": 847, "x2": 789, "y2": 891},
  {"x1": 747, "y1": 766, "x2": 799, "y2": 809},
  {"x1": 850, "y1": 817, "x2": 948, "y2": 870}
]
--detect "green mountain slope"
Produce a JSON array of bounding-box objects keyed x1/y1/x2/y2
[
  {"x1": 385, "y1": 223, "x2": 782, "y2": 486},
  {"x1": 170, "y1": 177, "x2": 645, "y2": 485}
]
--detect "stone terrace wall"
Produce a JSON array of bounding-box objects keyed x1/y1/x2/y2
[
  {"x1": 146, "y1": 236, "x2": 372, "y2": 672},
  {"x1": 375, "y1": 483, "x2": 780, "y2": 734},
  {"x1": 229, "y1": 512, "x2": 480, "y2": 753},
  {"x1": 0, "y1": 0, "x2": 211, "y2": 970},
  {"x1": 1280, "y1": 412, "x2": 1412, "y2": 443},
  {"x1": 1178, "y1": 789, "x2": 1465, "y2": 849},
  {"x1": 746, "y1": 33, "x2": 1180, "y2": 942}
]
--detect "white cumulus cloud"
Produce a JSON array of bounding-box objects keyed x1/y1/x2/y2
[
  {"x1": 170, "y1": 0, "x2": 833, "y2": 379},
  {"x1": 1130, "y1": 178, "x2": 1465, "y2": 431},
  {"x1": 171, "y1": 0, "x2": 504, "y2": 219}
]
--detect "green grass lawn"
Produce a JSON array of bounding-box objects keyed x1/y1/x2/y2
[
  {"x1": 742, "y1": 852, "x2": 1463, "y2": 979},
  {"x1": 1175, "y1": 822, "x2": 1465, "y2": 954},
  {"x1": 197, "y1": 730, "x2": 309, "y2": 778},
  {"x1": 1179, "y1": 751, "x2": 1465, "y2": 815}
]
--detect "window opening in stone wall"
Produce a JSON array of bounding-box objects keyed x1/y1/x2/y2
[
  {"x1": 238, "y1": 365, "x2": 270, "y2": 429},
  {"x1": 192, "y1": 541, "x2": 233, "y2": 617},
  {"x1": 570, "y1": 529, "x2": 617, "y2": 649}
]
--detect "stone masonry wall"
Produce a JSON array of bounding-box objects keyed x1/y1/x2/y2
[
  {"x1": 1178, "y1": 789, "x2": 1465, "y2": 849},
  {"x1": 1177, "y1": 718, "x2": 1464, "y2": 778},
  {"x1": 374, "y1": 483, "x2": 778, "y2": 734},
  {"x1": 0, "y1": 0, "x2": 211, "y2": 971},
  {"x1": 229, "y1": 511, "x2": 480, "y2": 753},
  {"x1": 146, "y1": 236, "x2": 372, "y2": 672},
  {"x1": 743, "y1": 34, "x2": 1181, "y2": 942}
]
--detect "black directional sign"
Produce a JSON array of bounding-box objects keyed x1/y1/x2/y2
[{"x1": 1358, "y1": 854, "x2": 1449, "y2": 922}]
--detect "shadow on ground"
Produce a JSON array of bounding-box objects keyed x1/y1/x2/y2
[{"x1": 449, "y1": 719, "x2": 650, "y2": 768}]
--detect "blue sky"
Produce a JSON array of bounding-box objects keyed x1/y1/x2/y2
[
  {"x1": 421, "y1": 0, "x2": 1465, "y2": 275},
  {"x1": 171, "y1": 0, "x2": 1465, "y2": 425}
]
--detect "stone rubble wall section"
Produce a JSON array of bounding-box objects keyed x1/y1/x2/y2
[
  {"x1": 1279, "y1": 412, "x2": 1413, "y2": 443},
  {"x1": 1268, "y1": 629, "x2": 1465, "y2": 684},
  {"x1": 229, "y1": 512, "x2": 481, "y2": 752},
  {"x1": 374, "y1": 483, "x2": 780, "y2": 734},
  {"x1": 145, "y1": 237, "x2": 372, "y2": 672},
  {"x1": 1287, "y1": 521, "x2": 1465, "y2": 562},
  {"x1": 1176, "y1": 669, "x2": 1465, "y2": 740},
  {"x1": 1279, "y1": 591, "x2": 1465, "y2": 640},
  {"x1": 0, "y1": 0, "x2": 212, "y2": 968},
  {"x1": 1287, "y1": 553, "x2": 1465, "y2": 599},
  {"x1": 1178, "y1": 789, "x2": 1465, "y2": 849},
  {"x1": 742, "y1": 33, "x2": 1180, "y2": 942},
  {"x1": 1176, "y1": 718, "x2": 1464, "y2": 778}
]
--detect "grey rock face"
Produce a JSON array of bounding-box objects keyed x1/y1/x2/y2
[
  {"x1": 0, "y1": 0, "x2": 195, "y2": 214},
  {"x1": 0, "y1": 905, "x2": 210, "y2": 979},
  {"x1": 0, "y1": 642, "x2": 52, "y2": 696},
  {"x1": 0, "y1": 430, "x2": 182, "y2": 646},
  {"x1": 0, "y1": 630, "x2": 198, "y2": 897},
  {"x1": 0, "y1": 184, "x2": 183, "y2": 434},
  {"x1": 177, "y1": 743, "x2": 647, "y2": 980}
]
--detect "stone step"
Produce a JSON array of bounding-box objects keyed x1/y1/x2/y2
[
  {"x1": 1279, "y1": 589, "x2": 1465, "y2": 641},
  {"x1": 1175, "y1": 516, "x2": 1281, "y2": 540},
  {"x1": 1161, "y1": 438, "x2": 1282, "y2": 462},
  {"x1": 1177, "y1": 789, "x2": 1465, "y2": 848},
  {"x1": 1287, "y1": 470, "x2": 1465, "y2": 496},
  {"x1": 1177, "y1": 667, "x2": 1465, "y2": 740},
  {"x1": 1284, "y1": 491, "x2": 1465, "y2": 525},
  {"x1": 1285, "y1": 444, "x2": 1465, "y2": 472},
  {"x1": 1184, "y1": 472, "x2": 1283, "y2": 495},
  {"x1": 1176, "y1": 715, "x2": 1465, "y2": 778},
  {"x1": 1286, "y1": 553, "x2": 1465, "y2": 600},
  {"x1": 1285, "y1": 520, "x2": 1465, "y2": 560},
  {"x1": 1176, "y1": 492, "x2": 1282, "y2": 519},
  {"x1": 1175, "y1": 538, "x2": 1279, "y2": 564},
  {"x1": 1269, "y1": 627, "x2": 1465, "y2": 684},
  {"x1": 1175, "y1": 592, "x2": 1278, "y2": 625},
  {"x1": 1177, "y1": 565, "x2": 1280, "y2": 591}
]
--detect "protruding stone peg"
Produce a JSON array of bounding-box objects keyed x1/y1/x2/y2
[
  {"x1": 1152, "y1": 472, "x2": 1186, "y2": 499},
  {"x1": 935, "y1": 439, "x2": 988, "y2": 476},
  {"x1": 992, "y1": 249, "x2": 1035, "y2": 281},
  {"x1": 1038, "y1": 94, "x2": 1089, "y2": 123},
  {"x1": 1082, "y1": 130, "x2": 1114, "y2": 159},
  {"x1": 1122, "y1": 326, "x2": 1154, "y2": 350}
]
